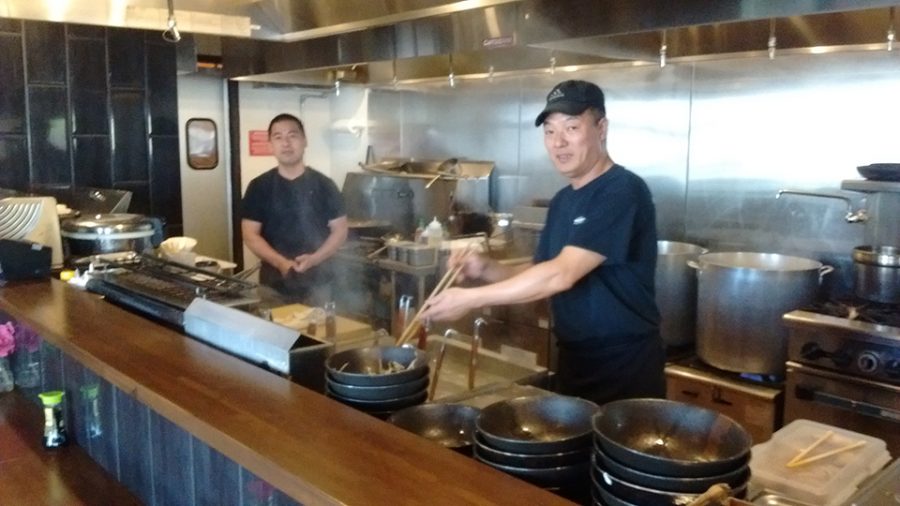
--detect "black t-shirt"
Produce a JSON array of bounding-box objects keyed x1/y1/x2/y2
[
  {"x1": 534, "y1": 164, "x2": 659, "y2": 346},
  {"x1": 241, "y1": 167, "x2": 345, "y2": 293}
]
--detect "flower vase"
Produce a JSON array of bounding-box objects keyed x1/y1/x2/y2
[
  {"x1": 0, "y1": 356, "x2": 14, "y2": 393},
  {"x1": 14, "y1": 349, "x2": 41, "y2": 389}
]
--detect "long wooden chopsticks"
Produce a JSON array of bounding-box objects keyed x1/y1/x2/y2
[
  {"x1": 396, "y1": 244, "x2": 475, "y2": 346},
  {"x1": 785, "y1": 430, "x2": 867, "y2": 468}
]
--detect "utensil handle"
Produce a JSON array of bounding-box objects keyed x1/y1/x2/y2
[
  {"x1": 397, "y1": 245, "x2": 474, "y2": 346},
  {"x1": 687, "y1": 483, "x2": 731, "y2": 506}
]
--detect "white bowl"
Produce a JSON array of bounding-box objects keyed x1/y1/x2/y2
[{"x1": 160, "y1": 236, "x2": 198, "y2": 255}]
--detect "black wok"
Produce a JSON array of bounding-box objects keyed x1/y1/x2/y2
[
  {"x1": 474, "y1": 433, "x2": 591, "y2": 468},
  {"x1": 326, "y1": 346, "x2": 428, "y2": 387},
  {"x1": 474, "y1": 455, "x2": 591, "y2": 489},
  {"x1": 590, "y1": 463, "x2": 746, "y2": 506},
  {"x1": 592, "y1": 399, "x2": 751, "y2": 478},
  {"x1": 857, "y1": 163, "x2": 900, "y2": 182},
  {"x1": 326, "y1": 374, "x2": 428, "y2": 401},
  {"x1": 326, "y1": 387, "x2": 427, "y2": 412},
  {"x1": 592, "y1": 445, "x2": 750, "y2": 494},
  {"x1": 476, "y1": 395, "x2": 599, "y2": 455},
  {"x1": 388, "y1": 403, "x2": 480, "y2": 450}
]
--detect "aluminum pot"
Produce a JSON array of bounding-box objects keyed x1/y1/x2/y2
[
  {"x1": 655, "y1": 241, "x2": 708, "y2": 348},
  {"x1": 690, "y1": 252, "x2": 832, "y2": 375},
  {"x1": 853, "y1": 245, "x2": 900, "y2": 303},
  {"x1": 60, "y1": 213, "x2": 160, "y2": 259}
]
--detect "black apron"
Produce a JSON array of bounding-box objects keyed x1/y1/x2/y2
[
  {"x1": 258, "y1": 172, "x2": 332, "y2": 302},
  {"x1": 554, "y1": 332, "x2": 666, "y2": 406}
]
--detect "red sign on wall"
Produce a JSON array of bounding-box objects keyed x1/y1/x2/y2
[{"x1": 249, "y1": 130, "x2": 272, "y2": 156}]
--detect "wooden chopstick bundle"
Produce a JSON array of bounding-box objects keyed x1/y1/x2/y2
[
  {"x1": 787, "y1": 440, "x2": 867, "y2": 468},
  {"x1": 786, "y1": 430, "x2": 833, "y2": 467}
]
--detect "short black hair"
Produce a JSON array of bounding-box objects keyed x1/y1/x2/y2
[{"x1": 268, "y1": 113, "x2": 305, "y2": 137}]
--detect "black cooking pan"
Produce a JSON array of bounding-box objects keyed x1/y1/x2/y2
[
  {"x1": 592, "y1": 444, "x2": 750, "y2": 493},
  {"x1": 592, "y1": 399, "x2": 752, "y2": 478},
  {"x1": 326, "y1": 374, "x2": 428, "y2": 401},
  {"x1": 388, "y1": 403, "x2": 480, "y2": 450},
  {"x1": 325, "y1": 346, "x2": 428, "y2": 387},
  {"x1": 476, "y1": 395, "x2": 599, "y2": 454},
  {"x1": 474, "y1": 433, "x2": 591, "y2": 468},
  {"x1": 857, "y1": 163, "x2": 900, "y2": 182}
]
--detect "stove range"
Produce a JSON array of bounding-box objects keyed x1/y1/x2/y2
[
  {"x1": 782, "y1": 298, "x2": 900, "y2": 455},
  {"x1": 784, "y1": 300, "x2": 900, "y2": 384}
]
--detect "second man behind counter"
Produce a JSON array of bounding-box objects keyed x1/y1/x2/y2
[{"x1": 241, "y1": 113, "x2": 348, "y2": 307}]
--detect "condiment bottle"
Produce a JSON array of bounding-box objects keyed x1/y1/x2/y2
[
  {"x1": 38, "y1": 390, "x2": 68, "y2": 449},
  {"x1": 425, "y1": 217, "x2": 443, "y2": 247},
  {"x1": 306, "y1": 311, "x2": 319, "y2": 336},
  {"x1": 324, "y1": 301, "x2": 337, "y2": 340}
]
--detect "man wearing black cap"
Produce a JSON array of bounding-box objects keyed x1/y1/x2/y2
[{"x1": 421, "y1": 80, "x2": 665, "y2": 405}]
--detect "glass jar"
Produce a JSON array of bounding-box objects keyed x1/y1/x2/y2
[
  {"x1": 324, "y1": 301, "x2": 337, "y2": 340},
  {"x1": 0, "y1": 356, "x2": 14, "y2": 393},
  {"x1": 13, "y1": 348, "x2": 41, "y2": 389}
]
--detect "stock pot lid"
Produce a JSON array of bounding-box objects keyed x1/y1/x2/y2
[{"x1": 61, "y1": 213, "x2": 155, "y2": 236}]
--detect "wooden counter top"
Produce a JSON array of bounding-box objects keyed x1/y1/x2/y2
[{"x1": 0, "y1": 279, "x2": 572, "y2": 506}]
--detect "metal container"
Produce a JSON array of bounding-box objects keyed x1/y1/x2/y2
[
  {"x1": 852, "y1": 245, "x2": 900, "y2": 303},
  {"x1": 656, "y1": 241, "x2": 708, "y2": 348},
  {"x1": 60, "y1": 213, "x2": 158, "y2": 259},
  {"x1": 691, "y1": 252, "x2": 831, "y2": 375},
  {"x1": 404, "y1": 244, "x2": 436, "y2": 266},
  {"x1": 388, "y1": 240, "x2": 414, "y2": 262}
]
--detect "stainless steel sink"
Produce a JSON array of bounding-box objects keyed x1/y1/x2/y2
[{"x1": 420, "y1": 334, "x2": 549, "y2": 401}]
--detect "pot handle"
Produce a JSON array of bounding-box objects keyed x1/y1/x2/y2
[
  {"x1": 818, "y1": 265, "x2": 834, "y2": 284},
  {"x1": 686, "y1": 260, "x2": 700, "y2": 270}
]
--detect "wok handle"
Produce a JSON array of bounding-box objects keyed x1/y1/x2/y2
[
  {"x1": 817, "y1": 265, "x2": 834, "y2": 284},
  {"x1": 428, "y1": 345, "x2": 446, "y2": 401}
]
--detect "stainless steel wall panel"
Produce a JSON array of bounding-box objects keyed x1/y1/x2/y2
[{"x1": 366, "y1": 48, "x2": 899, "y2": 295}]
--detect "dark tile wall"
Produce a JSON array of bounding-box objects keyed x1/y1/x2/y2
[
  {"x1": 0, "y1": 19, "x2": 182, "y2": 234},
  {"x1": 13, "y1": 327, "x2": 302, "y2": 506}
]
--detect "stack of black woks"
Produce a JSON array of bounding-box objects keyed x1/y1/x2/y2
[
  {"x1": 473, "y1": 394, "x2": 599, "y2": 502},
  {"x1": 324, "y1": 346, "x2": 429, "y2": 419},
  {"x1": 590, "y1": 399, "x2": 753, "y2": 506}
]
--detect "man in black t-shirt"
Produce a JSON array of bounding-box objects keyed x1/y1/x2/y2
[
  {"x1": 241, "y1": 113, "x2": 348, "y2": 306},
  {"x1": 421, "y1": 81, "x2": 665, "y2": 406}
]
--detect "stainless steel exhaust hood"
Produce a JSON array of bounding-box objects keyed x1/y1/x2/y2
[
  {"x1": 222, "y1": 0, "x2": 900, "y2": 85},
  {"x1": 2, "y1": 0, "x2": 898, "y2": 83}
]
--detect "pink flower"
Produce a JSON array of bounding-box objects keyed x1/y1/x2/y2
[
  {"x1": 14, "y1": 323, "x2": 41, "y2": 353},
  {"x1": 0, "y1": 322, "x2": 15, "y2": 358}
]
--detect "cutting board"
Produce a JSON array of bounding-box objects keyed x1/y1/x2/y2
[{"x1": 271, "y1": 303, "x2": 372, "y2": 345}]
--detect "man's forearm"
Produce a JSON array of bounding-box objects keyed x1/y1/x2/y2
[
  {"x1": 245, "y1": 235, "x2": 291, "y2": 271},
  {"x1": 480, "y1": 258, "x2": 532, "y2": 283}
]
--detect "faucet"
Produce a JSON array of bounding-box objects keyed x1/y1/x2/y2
[
  {"x1": 428, "y1": 328, "x2": 456, "y2": 401},
  {"x1": 469, "y1": 317, "x2": 488, "y2": 391},
  {"x1": 776, "y1": 190, "x2": 868, "y2": 223}
]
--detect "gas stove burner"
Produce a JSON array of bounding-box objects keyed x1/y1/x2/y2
[{"x1": 803, "y1": 298, "x2": 900, "y2": 328}]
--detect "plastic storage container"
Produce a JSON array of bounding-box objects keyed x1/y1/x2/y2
[{"x1": 749, "y1": 419, "x2": 891, "y2": 506}]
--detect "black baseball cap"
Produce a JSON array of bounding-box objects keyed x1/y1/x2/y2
[{"x1": 534, "y1": 80, "x2": 606, "y2": 127}]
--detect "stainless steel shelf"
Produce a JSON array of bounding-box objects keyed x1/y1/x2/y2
[{"x1": 841, "y1": 179, "x2": 900, "y2": 193}]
